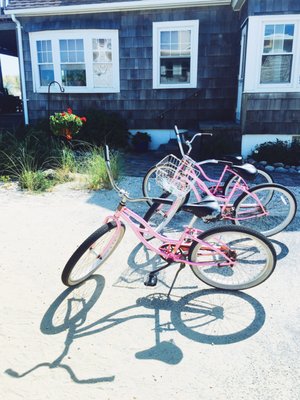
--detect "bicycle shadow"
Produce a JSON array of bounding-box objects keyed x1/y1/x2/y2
[
  {"x1": 5, "y1": 276, "x2": 115, "y2": 384},
  {"x1": 114, "y1": 241, "x2": 198, "y2": 292},
  {"x1": 5, "y1": 278, "x2": 266, "y2": 376},
  {"x1": 269, "y1": 238, "x2": 289, "y2": 261}
]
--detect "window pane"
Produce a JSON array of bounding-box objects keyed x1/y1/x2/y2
[
  {"x1": 92, "y1": 39, "x2": 112, "y2": 63},
  {"x1": 36, "y1": 40, "x2": 54, "y2": 86},
  {"x1": 275, "y1": 24, "x2": 284, "y2": 35},
  {"x1": 283, "y1": 39, "x2": 293, "y2": 53},
  {"x1": 160, "y1": 58, "x2": 190, "y2": 84},
  {"x1": 260, "y1": 54, "x2": 292, "y2": 83},
  {"x1": 92, "y1": 39, "x2": 113, "y2": 88},
  {"x1": 161, "y1": 31, "x2": 170, "y2": 44},
  {"x1": 59, "y1": 39, "x2": 85, "y2": 63},
  {"x1": 37, "y1": 40, "x2": 52, "y2": 63},
  {"x1": 263, "y1": 24, "x2": 294, "y2": 55},
  {"x1": 285, "y1": 24, "x2": 294, "y2": 37},
  {"x1": 39, "y1": 64, "x2": 54, "y2": 86},
  {"x1": 273, "y1": 39, "x2": 283, "y2": 53},
  {"x1": 160, "y1": 29, "x2": 191, "y2": 58},
  {"x1": 265, "y1": 25, "x2": 274, "y2": 36},
  {"x1": 263, "y1": 40, "x2": 273, "y2": 53},
  {"x1": 93, "y1": 63, "x2": 113, "y2": 87},
  {"x1": 60, "y1": 40, "x2": 67, "y2": 51},
  {"x1": 61, "y1": 64, "x2": 86, "y2": 86}
]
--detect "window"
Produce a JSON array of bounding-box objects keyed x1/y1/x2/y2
[
  {"x1": 29, "y1": 30, "x2": 119, "y2": 93},
  {"x1": 244, "y1": 15, "x2": 300, "y2": 92},
  {"x1": 153, "y1": 20, "x2": 199, "y2": 89},
  {"x1": 260, "y1": 24, "x2": 294, "y2": 84},
  {"x1": 36, "y1": 40, "x2": 54, "y2": 86}
]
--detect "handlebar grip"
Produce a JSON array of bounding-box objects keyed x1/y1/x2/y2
[{"x1": 104, "y1": 145, "x2": 110, "y2": 162}]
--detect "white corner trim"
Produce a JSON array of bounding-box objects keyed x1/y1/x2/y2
[{"x1": 5, "y1": 0, "x2": 231, "y2": 16}]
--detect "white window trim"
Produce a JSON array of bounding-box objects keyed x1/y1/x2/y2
[
  {"x1": 29, "y1": 29, "x2": 120, "y2": 93},
  {"x1": 152, "y1": 20, "x2": 199, "y2": 89},
  {"x1": 244, "y1": 15, "x2": 300, "y2": 93}
]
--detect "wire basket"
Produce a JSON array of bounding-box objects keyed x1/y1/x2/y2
[{"x1": 155, "y1": 154, "x2": 199, "y2": 198}]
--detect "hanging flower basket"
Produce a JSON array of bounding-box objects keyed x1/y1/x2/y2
[{"x1": 49, "y1": 107, "x2": 87, "y2": 140}]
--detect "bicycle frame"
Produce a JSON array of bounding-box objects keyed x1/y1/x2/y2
[
  {"x1": 102, "y1": 200, "x2": 235, "y2": 269},
  {"x1": 161, "y1": 154, "x2": 269, "y2": 223},
  {"x1": 189, "y1": 162, "x2": 269, "y2": 221},
  {"x1": 172, "y1": 125, "x2": 269, "y2": 222}
]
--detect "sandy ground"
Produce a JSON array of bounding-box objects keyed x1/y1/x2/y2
[{"x1": 1, "y1": 177, "x2": 300, "y2": 400}]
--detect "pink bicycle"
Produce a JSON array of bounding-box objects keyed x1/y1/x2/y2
[
  {"x1": 61, "y1": 146, "x2": 276, "y2": 293},
  {"x1": 142, "y1": 127, "x2": 297, "y2": 237}
]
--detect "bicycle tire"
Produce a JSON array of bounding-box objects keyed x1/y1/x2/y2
[
  {"x1": 188, "y1": 225, "x2": 276, "y2": 290},
  {"x1": 142, "y1": 165, "x2": 190, "y2": 207},
  {"x1": 233, "y1": 183, "x2": 297, "y2": 237},
  {"x1": 223, "y1": 168, "x2": 274, "y2": 202},
  {"x1": 62, "y1": 221, "x2": 126, "y2": 286}
]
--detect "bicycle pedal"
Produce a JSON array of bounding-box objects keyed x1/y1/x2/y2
[{"x1": 144, "y1": 274, "x2": 158, "y2": 287}]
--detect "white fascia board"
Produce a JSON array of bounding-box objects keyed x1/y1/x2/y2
[{"x1": 5, "y1": 0, "x2": 231, "y2": 16}]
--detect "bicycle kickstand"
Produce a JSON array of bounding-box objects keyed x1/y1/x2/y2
[{"x1": 167, "y1": 263, "x2": 186, "y2": 298}]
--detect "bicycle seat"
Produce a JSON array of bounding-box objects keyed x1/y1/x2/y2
[
  {"x1": 222, "y1": 154, "x2": 243, "y2": 164},
  {"x1": 231, "y1": 163, "x2": 257, "y2": 180},
  {"x1": 182, "y1": 195, "x2": 221, "y2": 219}
]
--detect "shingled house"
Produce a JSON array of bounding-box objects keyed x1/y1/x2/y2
[{"x1": 2, "y1": 0, "x2": 300, "y2": 156}]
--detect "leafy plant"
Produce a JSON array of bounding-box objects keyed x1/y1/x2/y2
[
  {"x1": 49, "y1": 108, "x2": 87, "y2": 140},
  {"x1": 252, "y1": 139, "x2": 300, "y2": 165},
  {"x1": 19, "y1": 170, "x2": 53, "y2": 192}
]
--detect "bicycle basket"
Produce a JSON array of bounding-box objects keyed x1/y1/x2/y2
[{"x1": 155, "y1": 154, "x2": 199, "y2": 198}]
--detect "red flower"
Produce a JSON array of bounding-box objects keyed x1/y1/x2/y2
[
  {"x1": 67, "y1": 107, "x2": 73, "y2": 114},
  {"x1": 80, "y1": 117, "x2": 87, "y2": 123},
  {"x1": 65, "y1": 134, "x2": 72, "y2": 140},
  {"x1": 61, "y1": 112, "x2": 66, "y2": 116}
]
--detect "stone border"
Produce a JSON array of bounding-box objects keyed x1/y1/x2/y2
[{"x1": 247, "y1": 159, "x2": 300, "y2": 174}]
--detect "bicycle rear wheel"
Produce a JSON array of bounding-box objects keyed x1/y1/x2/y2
[
  {"x1": 62, "y1": 221, "x2": 126, "y2": 286},
  {"x1": 142, "y1": 196, "x2": 186, "y2": 239},
  {"x1": 188, "y1": 225, "x2": 276, "y2": 290},
  {"x1": 233, "y1": 183, "x2": 297, "y2": 237},
  {"x1": 143, "y1": 165, "x2": 190, "y2": 206},
  {"x1": 223, "y1": 169, "x2": 273, "y2": 202}
]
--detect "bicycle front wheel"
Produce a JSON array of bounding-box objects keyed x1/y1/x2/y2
[
  {"x1": 62, "y1": 221, "x2": 126, "y2": 286},
  {"x1": 188, "y1": 226, "x2": 276, "y2": 290},
  {"x1": 233, "y1": 183, "x2": 297, "y2": 237}
]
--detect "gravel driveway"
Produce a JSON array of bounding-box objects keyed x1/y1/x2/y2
[{"x1": 1, "y1": 176, "x2": 299, "y2": 400}]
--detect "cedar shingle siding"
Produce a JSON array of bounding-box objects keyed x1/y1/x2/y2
[{"x1": 18, "y1": 6, "x2": 240, "y2": 129}]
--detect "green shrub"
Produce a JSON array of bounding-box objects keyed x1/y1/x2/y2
[
  {"x1": 19, "y1": 170, "x2": 53, "y2": 192},
  {"x1": 78, "y1": 109, "x2": 129, "y2": 148},
  {"x1": 83, "y1": 147, "x2": 121, "y2": 190},
  {"x1": 252, "y1": 140, "x2": 300, "y2": 165}
]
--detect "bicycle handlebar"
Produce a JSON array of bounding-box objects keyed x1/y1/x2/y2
[
  {"x1": 174, "y1": 125, "x2": 212, "y2": 156},
  {"x1": 104, "y1": 145, "x2": 124, "y2": 195},
  {"x1": 104, "y1": 145, "x2": 158, "y2": 203}
]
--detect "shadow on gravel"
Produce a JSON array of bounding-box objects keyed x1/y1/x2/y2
[
  {"x1": 5, "y1": 279, "x2": 266, "y2": 378},
  {"x1": 5, "y1": 276, "x2": 114, "y2": 384},
  {"x1": 269, "y1": 238, "x2": 289, "y2": 261}
]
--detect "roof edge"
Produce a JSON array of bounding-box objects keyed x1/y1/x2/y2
[
  {"x1": 231, "y1": 0, "x2": 246, "y2": 11},
  {"x1": 5, "y1": 0, "x2": 231, "y2": 16}
]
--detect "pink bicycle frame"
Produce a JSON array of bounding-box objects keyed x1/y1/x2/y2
[
  {"x1": 102, "y1": 203, "x2": 234, "y2": 268},
  {"x1": 182, "y1": 162, "x2": 268, "y2": 222}
]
